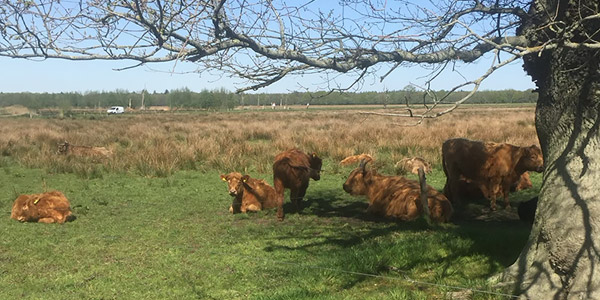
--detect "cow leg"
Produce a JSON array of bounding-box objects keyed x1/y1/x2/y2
[
  {"x1": 447, "y1": 177, "x2": 462, "y2": 207},
  {"x1": 231, "y1": 198, "x2": 241, "y2": 214},
  {"x1": 487, "y1": 183, "x2": 498, "y2": 211},
  {"x1": 290, "y1": 188, "x2": 301, "y2": 212},
  {"x1": 273, "y1": 178, "x2": 285, "y2": 221},
  {"x1": 502, "y1": 181, "x2": 512, "y2": 209},
  {"x1": 294, "y1": 182, "x2": 309, "y2": 212},
  {"x1": 38, "y1": 218, "x2": 56, "y2": 224}
]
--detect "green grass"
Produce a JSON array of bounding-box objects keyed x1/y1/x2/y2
[{"x1": 0, "y1": 159, "x2": 538, "y2": 299}]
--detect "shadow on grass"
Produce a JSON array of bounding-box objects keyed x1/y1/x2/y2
[{"x1": 261, "y1": 189, "x2": 533, "y2": 291}]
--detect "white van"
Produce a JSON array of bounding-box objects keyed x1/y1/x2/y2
[{"x1": 107, "y1": 106, "x2": 125, "y2": 114}]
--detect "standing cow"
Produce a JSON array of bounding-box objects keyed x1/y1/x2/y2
[
  {"x1": 273, "y1": 149, "x2": 322, "y2": 221},
  {"x1": 343, "y1": 160, "x2": 452, "y2": 222},
  {"x1": 442, "y1": 138, "x2": 544, "y2": 210},
  {"x1": 11, "y1": 191, "x2": 74, "y2": 224},
  {"x1": 220, "y1": 172, "x2": 278, "y2": 213}
]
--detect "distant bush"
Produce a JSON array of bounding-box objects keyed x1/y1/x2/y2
[{"x1": 0, "y1": 88, "x2": 537, "y2": 110}]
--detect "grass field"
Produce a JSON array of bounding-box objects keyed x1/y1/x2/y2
[{"x1": 0, "y1": 106, "x2": 540, "y2": 299}]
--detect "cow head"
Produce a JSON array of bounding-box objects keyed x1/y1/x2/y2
[
  {"x1": 309, "y1": 152, "x2": 323, "y2": 181},
  {"x1": 343, "y1": 159, "x2": 372, "y2": 195},
  {"x1": 519, "y1": 145, "x2": 544, "y2": 173},
  {"x1": 220, "y1": 172, "x2": 244, "y2": 197},
  {"x1": 57, "y1": 141, "x2": 70, "y2": 154}
]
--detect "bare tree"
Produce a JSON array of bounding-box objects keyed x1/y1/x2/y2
[{"x1": 1, "y1": 0, "x2": 599, "y2": 298}]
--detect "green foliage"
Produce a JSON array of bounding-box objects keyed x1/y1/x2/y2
[
  {"x1": 0, "y1": 160, "x2": 537, "y2": 299},
  {"x1": 0, "y1": 88, "x2": 538, "y2": 110}
]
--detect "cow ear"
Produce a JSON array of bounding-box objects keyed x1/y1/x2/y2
[
  {"x1": 242, "y1": 175, "x2": 249, "y2": 183},
  {"x1": 220, "y1": 175, "x2": 227, "y2": 181},
  {"x1": 312, "y1": 152, "x2": 316, "y2": 158}
]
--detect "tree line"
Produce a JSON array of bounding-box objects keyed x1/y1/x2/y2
[{"x1": 0, "y1": 88, "x2": 537, "y2": 110}]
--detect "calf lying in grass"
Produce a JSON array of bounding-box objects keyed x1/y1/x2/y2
[
  {"x1": 220, "y1": 172, "x2": 278, "y2": 213},
  {"x1": 57, "y1": 141, "x2": 113, "y2": 157},
  {"x1": 11, "y1": 190, "x2": 74, "y2": 224},
  {"x1": 395, "y1": 157, "x2": 433, "y2": 175},
  {"x1": 343, "y1": 160, "x2": 453, "y2": 223}
]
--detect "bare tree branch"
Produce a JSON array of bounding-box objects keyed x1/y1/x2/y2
[{"x1": 0, "y1": 0, "x2": 598, "y2": 117}]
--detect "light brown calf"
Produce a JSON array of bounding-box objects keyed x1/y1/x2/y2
[
  {"x1": 395, "y1": 157, "x2": 433, "y2": 175},
  {"x1": 340, "y1": 154, "x2": 374, "y2": 166},
  {"x1": 343, "y1": 160, "x2": 452, "y2": 223},
  {"x1": 57, "y1": 141, "x2": 112, "y2": 157},
  {"x1": 220, "y1": 172, "x2": 278, "y2": 213},
  {"x1": 11, "y1": 191, "x2": 73, "y2": 224}
]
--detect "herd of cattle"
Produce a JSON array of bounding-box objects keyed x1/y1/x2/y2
[
  {"x1": 10, "y1": 138, "x2": 543, "y2": 224},
  {"x1": 219, "y1": 137, "x2": 543, "y2": 223}
]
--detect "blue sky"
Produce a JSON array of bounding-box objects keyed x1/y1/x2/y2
[
  {"x1": 1, "y1": 54, "x2": 535, "y2": 94},
  {"x1": 0, "y1": 1, "x2": 535, "y2": 94}
]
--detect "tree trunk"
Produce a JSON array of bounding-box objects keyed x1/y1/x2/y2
[{"x1": 502, "y1": 0, "x2": 600, "y2": 298}]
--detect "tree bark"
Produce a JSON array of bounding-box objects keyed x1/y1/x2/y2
[{"x1": 503, "y1": 0, "x2": 600, "y2": 298}]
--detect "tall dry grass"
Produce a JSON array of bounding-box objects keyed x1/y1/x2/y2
[{"x1": 0, "y1": 105, "x2": 538, "y2": 177}]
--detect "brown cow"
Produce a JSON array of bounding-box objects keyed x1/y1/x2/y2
[
  {"x1": 11, "y1": 191, "x2": 73, "y2": 224},
  {"x1": 512, "y1": 171, "x2": 533, "y2": 191},
  {"x1": 454, "y1": 171, "x2": 533, "y2": 200},
  {"x1": 442, "y1": 138, "x2": 544, "y2": 210},
  {"x1": 57, "y1": 141, "x2": 112, "y2": 157},
  {"x1": 340, "y1": 153, "x2": 374, "y2": 166},
  {"x1": 273, "y1": 149, "x2": 322, "y2": 220},
  {"x1": 220, "y1": 172, "x2": 278, "y2": 213},
  {"x1": 395, "y1": 157, "x2": 433, "y2": 175},
  {"x1": 343, "y1": 160, "x2": 453, "y2": 223}
]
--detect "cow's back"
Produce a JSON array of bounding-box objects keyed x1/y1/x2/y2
[
  {"x1": 246, "y1": 178, "x2": 279, "y2": 209},
  {"x1": 273, "y1": 149, "x2": 310, "y2": 187},
  {"x1": 443, "y1": 138, "x2": 492, "y2": 180},
  {"x1": 11, "y1": 191, "x2": 72, "y2": 223},
  {"x1": 366, "y1": 174, "x2": 452, "y2": 222},
  {"x1": 373, "y1": 177, "x2": 422, "y2": 220}
]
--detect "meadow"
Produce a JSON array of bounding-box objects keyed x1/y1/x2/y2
[{"x1": 0, "y1": 105, "x2": 540, "y2": 299}]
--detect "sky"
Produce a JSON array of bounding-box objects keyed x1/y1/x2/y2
[
  {"x1": 0, "y1": 1, "x2": 536, "y2": 94},
  {"x1": 0, "y1": 54, "x2": 535, "y2": 94}
]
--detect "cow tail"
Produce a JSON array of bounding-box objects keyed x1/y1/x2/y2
[{"x1": 418, "y1": 167, "x2": 431, "y2": 222}]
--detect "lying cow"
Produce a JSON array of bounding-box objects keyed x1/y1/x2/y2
[
  {"x1": 395, "y1": 157, "x2": 433, "y2": 175},
  {"x1": 57, "y1": 141, "x2": 112, "y2": 157},
  {"x1": 340, "y1": 153, "x2": 374, "y2": 166},
  {"x1": 442, "y1": 138, "x2": 544, "y2": 210},
  {"x1": 220, "y1": 172, "x2": 278, "y2": 214},
  {"x1": 11, "y1": 191, "x2": 74, "y2": 224},
  {"x1": 343, "y1": 160, "x2": 452, "y2": 223},
  {"x1": 273, "y1": 149, "x2": 322, "y2": 221},
  {"x1": 512, "y1": 171, "x2": 533, "y2": 191}
]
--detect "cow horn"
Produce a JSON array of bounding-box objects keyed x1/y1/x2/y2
[{"x1": 359, "y1": 159, "x2": 369, "y2": 171}]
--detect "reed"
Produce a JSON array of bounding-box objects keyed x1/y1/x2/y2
[{"x1": 0, "y1": 105, "x2": 538, "y2": 177}]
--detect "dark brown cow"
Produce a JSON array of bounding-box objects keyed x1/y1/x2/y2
[
  {"x1": 273, "y1": 149, "x2": 322, "y2": 220},
  {"x1": 220, "y1": 172, "x2": 278, "y2": 213},
  {"x1": 343, "y1": 160, "x2": 452, "y2": 222},
  {"x1": 454, "y1": 171, "x2": 534, "y2": 200},
  {"x1": 57, "y1": 141, "x2": 112, "y2": 157},
  {"x1": 11, "y1": 191, "x2": 73, "y2": 224},
  {"x1": 442, "y1": 138, "x2": 544, "y2": 210}
]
